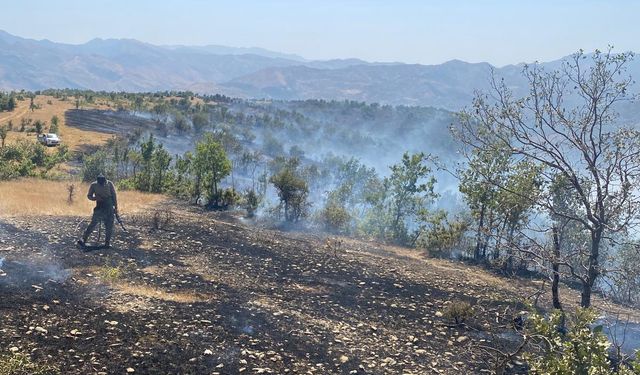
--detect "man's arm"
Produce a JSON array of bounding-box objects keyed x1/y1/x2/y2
[
  {"x1": 87, "y1": 183, "x2": 96, "y2": 201},
  {"x1": 110, "y1": 182, "x2": 118, "y2": 211}
]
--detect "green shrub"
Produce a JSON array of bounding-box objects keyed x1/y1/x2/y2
[
  {"x1": 81, "y1": 150, "x2": 115, "y2": 182},
  {"x1": 320, "y1": 201, "x2": 352, "y2": 234},
  {"x1": 0, "y1": 140, "x2": 67, "y2": 180},
  {"x1": 525, "y1": 308, "x2": 640, "y2": 374},
  {"x1": 442, "y1": 300, "x2": 474, "y2": 325},
  {"x1": 244, "y1": 189, "x2": 261, "y2": 217}
]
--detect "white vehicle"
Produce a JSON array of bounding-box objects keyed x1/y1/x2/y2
[{"x1": 37, "y1": 133, "x2": 61, "y2": 147}]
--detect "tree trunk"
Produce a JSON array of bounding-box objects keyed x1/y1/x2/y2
[
  {"x1": 284, "y1": 201, "x2": 289, "y2": 221},
  {"x1": 581, "y1": 226, "x2": 603, "y2": 308},
  {"x1": 551, "y1": 226, "x2": 563, "y2": 311},
  {"x1": 211, "y1": 178, "x2": 218, "y2": 207},
  {"x1": 193, "y1": 174, "x2": 201, "y2": 204},
  {"x1": 474, "y1": 204, "x2": 486, "y2": 261}
]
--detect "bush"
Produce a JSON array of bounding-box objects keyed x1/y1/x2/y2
[
  {"x1": 442, "y1": 300, "x2": 474, "y2": 325},
  {"x1": 116, "y1": 178, "x2": 137, "y2": 191},
  {"x1": 215, "y1": 188, "x2": 240, "y2": 208},
  {"x1": 320, "y1": 201, "x2": 352, "y2": 234},
  {"x1": 417, "y1": 211, "x2": 469, "y2": 258},
  {"x1": 244, "y1": 189, "x2": 261, "y2": 217},
  {"x1": 0, "y1": 140, "x2": 66, "y2": 180},
  {"x1": 525, "y1": 308, "x2": 640, "y2": 374},
  {"x1": 81, "y1": 150, "x2": 115, "y2": 182}
]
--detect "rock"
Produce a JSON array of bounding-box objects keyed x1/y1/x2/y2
[
  {"x1": 126, "y1": 368, "x2": 135, "y2": 373},
  {"x1": 204, "y1": 349, "x2": 213, "y2": 355},
  {"x1": 435, "y1": 311, "x2": 443, "y2": 317},
  {"x1": 35, "y1": 326, "x2": 47, "y2": 334},
  {"x1": 456, "y1": 336, "x2": 469, "y2": 344},
  {"x1": 339, "y1": 355, "x2": 349, "y2": 363},
  {"x1": 9, "y1": 347, "x2": 19, "y2": 353}
]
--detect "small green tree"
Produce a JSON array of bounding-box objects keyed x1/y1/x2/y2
[
  {"x1": 150, "y1": 144, "x2": 172, "y2": 193},
  {"x1": 191, "y1": 112, "x2": 209, "y2": 133},
  {"x1": 364, "y1": 152, "x2": 438, "y2": 245},
  {"x1": 320, "y1": 200, "x2": 352, "y2": 234},
  {"x1": 82, "y1": 150, "x2": 115, "y2": 182},
  {"x1": 270, "y1": 158, "x2": 309, "y2": 222},
  {"x1": 50, "y1": 115, "x2": 59, "y2": 134},
  {"x1": 34, "y1": 120, "x2": 44, "y2": 135},
  {"x1": 193, "y1": 133, "x2": 232, "y2": 207},
  {"x1": 173, "y1": 113, "x2": 190, "y2": 133},
  {"x1": 244, "y1": 189, "x2": 261, "y2": 218}
]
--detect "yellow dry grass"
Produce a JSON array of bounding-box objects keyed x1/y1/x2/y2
[
  {"x1": 1, "y1": 95, "x2": 113, "y2": 152},
  {"x1": 111, "y1": 281, "x2": 212, "y2": 303},
  {"x1": 0, "y1": 178, "x2": 165, "y2": 217}
]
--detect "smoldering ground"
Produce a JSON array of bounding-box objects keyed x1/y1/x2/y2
[{"x1": 1, "y1": 202, "x2": 597, "y2": 374}]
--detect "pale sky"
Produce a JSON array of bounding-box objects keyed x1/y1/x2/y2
[{"x1": 0, "y1": 0, "x2": 638, "y2": 66}]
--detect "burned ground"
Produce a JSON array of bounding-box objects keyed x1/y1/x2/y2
[{"x1": 0, "y1": 205, "x2": 554, "y2": 374}]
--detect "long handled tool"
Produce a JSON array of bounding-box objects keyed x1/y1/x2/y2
[{"x1": 115, "y1": 211, "x2": 128, "y2": 233}]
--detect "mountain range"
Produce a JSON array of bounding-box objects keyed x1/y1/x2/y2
[{"x1": 1, "y1": 30, "x2": 639, "y2": 111}]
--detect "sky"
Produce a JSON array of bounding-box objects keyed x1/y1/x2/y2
[{"x1": 0, "y1": 0, "x2": 638, "y2": 66}]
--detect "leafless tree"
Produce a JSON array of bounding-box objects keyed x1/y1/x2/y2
[{"x1": 456, "y1": 48, "x2": 640, "y2": 308}]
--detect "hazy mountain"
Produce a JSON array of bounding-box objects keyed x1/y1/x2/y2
[
  {"x1": 0, "y1": 30, "x2": 638, "y2": 111},
  {"x1": 0, "y1": 30, "x2": 305, "y2": 91},
  {"x1": 162, "y1": 44, "x2": 307, "y2": 62},
  {"x1": 221, "y1": 60, "x2": 528, "y2": 110}
]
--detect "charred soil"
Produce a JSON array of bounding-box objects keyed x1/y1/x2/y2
[{"x1": 0, "y1": 204, "x2": 593, "y2": 374}]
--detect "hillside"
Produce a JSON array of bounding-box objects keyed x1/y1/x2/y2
[{"x1": 3, "y1": 198, "x2": 633, "y2": 374}]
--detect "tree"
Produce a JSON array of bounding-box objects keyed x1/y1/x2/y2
[
  {"x1": 367, "y1": 152, "x2": 438, "y2": 245},
  {"x1": 270, "y1": 158, "x2": 309, "y2": 222},
  {"x1": 173, "y1": 113, "x2": 190, "y2": 133},
  {"x1": 456, "y1": 49, "x2": 640, "y2": 308},
  {"x1": 136, "y1": 135, "x2": 156, "y2": 191},
  {"x1": 173, "y1": 152, "x2": 193, "y2": 198},
  {"x1": 193, "y1": 133, "x2": 232, "y2": 207},
  {"x1": 192, "y1": 112, "x2": 209, "y2": 133},
  {"x1": 6, "y1": 96, "x2": 16, "y2": 111},
  {"x1": 82, "y1": 150, "x2": 115, "y2": 182},
  {"x1": 150, "y1": 144, "x2": 172, "y2": 193},
  {"x1": 458, "y1": 143, "x2": 510, "y2": 260},
  {"x1": 50, "y1": 115, "x2": 59, "y2": 134},
  {"x1": 34, "y1": 120, "x2": 44, "y2": 135}
]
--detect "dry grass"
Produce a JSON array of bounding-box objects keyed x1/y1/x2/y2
[
  {"x1": 1, "y1": 95, "x2": 113, "y2": 152},
  {"x1": 111, "y1": 282, "x2": 212, "y2": 303},
  {"x1": 0, "y1": 178, "x2": 165, "y2": 217}
]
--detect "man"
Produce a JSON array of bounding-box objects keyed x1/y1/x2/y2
[{"x1": 78, "y1": 173, "x2": 118, "y2": 249}]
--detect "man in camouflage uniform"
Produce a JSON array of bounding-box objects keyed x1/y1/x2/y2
[{"x1": 78, "y1": 173, "x2": 118, "y2": 249}]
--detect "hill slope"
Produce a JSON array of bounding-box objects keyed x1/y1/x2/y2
[{"x1": 0, "y1": 202, "x2": 549, "y2": 374}]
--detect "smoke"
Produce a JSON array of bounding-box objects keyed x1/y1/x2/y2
[{"x1": 81, "y1": 100, "x2": 466, "y2": 221}]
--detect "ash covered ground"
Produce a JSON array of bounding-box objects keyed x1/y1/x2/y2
[{"x1": 1, "y1": 204, "x2": 546, "y2": 374}]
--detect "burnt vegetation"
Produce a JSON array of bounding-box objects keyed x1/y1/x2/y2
[{"x1": 2, "y1": 49, "x2": 640, "y2": 373}]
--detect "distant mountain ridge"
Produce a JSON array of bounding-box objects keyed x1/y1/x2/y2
[{"x1": 1, "y1": 30, "x2": 638, "y2": 111}]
